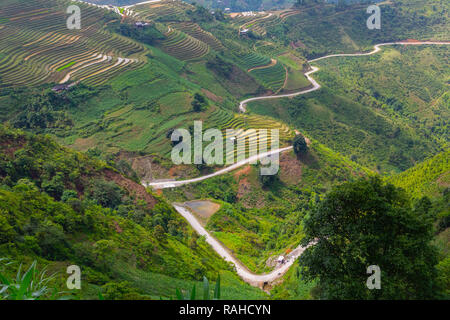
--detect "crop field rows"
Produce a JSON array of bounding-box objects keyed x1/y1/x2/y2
[
  {"x1": 235, "y1": 53, "x2": 286, "y2": 92},
  {"x1": 221, "y1": 114, "x2": 294, "y2": 160},
  {"x1": 158, "y1": 28, "x2": 209, "y2": 61},
  {"x1": 249, "y1": 61, "x2": 286, "y2": 92},
  {"x1": 170, "y1": 22, "x2": 224, "y2": 52},
  {"x1": 134, "y1": 0, "x2": 189, "y2": 21},
  {"x1": 238, "y1": 52, "x2": 271, "y2": 70},
  {"x1": 248, "y1": 15, "x2": 279, "y2": 36},
  {"x1": 0, "y1": 0, "x2": 146, "y2": 87},
  {"x1": 279, "y1": 9, "x2": 301, "y2": 21},
  {"x1": 205, "y1": 107, "x2": 234, "y2": 130}
]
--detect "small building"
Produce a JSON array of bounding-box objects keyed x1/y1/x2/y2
[
  {"x1": 51, "y1": 84, "x2": 70, "y2": 92},
  {"x1": 135, "y1": 21, "x2": 150, "y2": 28}
]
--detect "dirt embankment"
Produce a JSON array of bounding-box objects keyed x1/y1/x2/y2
[
  {"x1": 117, "y1": 151, "x2": 198, "y2": 183},
  {"x1": 103, "y1": 168, "x2": 157, "y2": 209},
  {"x1": 279, "y1": 151, "x2": 303, "y2": 185}
]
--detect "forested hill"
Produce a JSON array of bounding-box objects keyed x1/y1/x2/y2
[{"x1": 0, "y1": 125, "x2": 265, "y2": 299}]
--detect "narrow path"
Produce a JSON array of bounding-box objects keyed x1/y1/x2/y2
[
  {"x1": 124, "y1": 0, "x2": 162, "y2": 8},
  {"x1": 239, "y1": 13, "x2": 273, "y2": 34}
]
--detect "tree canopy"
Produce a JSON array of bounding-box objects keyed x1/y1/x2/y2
[
  {"x1": 299, "y1": 177, "x2": 441, "y2": 299},
  {"x1": 293, "y1": 135, "x2": 308, "y2": 155}
]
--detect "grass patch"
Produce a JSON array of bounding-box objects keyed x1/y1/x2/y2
[{"x1": 56, "y1": 61, "x2": 76, "y2": 72}]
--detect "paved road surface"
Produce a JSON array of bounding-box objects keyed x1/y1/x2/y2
[
  {"x1": 173, "y1": 204, "x2": 309, "y2": 284},
  {"x1": 146, "y1": 146, "x2": 293, "y2": 189}
]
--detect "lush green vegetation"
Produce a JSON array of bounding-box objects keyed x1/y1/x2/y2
[
  {"x1": 0, "y1": 126, "x2": 266, "y2": 299},
  {"x1": 247, "y1": 46, "x2": 449, "y2": 173},
  {"x1": 389, "y1": 150, "x2": 449, "y2": 199},
  {"x1": 0, "y1": 258, "x2": 69, "y2": 300},
  {"x1": 0, "y1": 0, "x2": 448, "y2": 300},
  {"x1": 314, "y1": 46, "x2": 449, "y2": 148},
  {"x1": 164, "y1": 142, "x2": 372, "y2": 273},
  {"x1": 299, "y1": 177, "x2": 446, "y2": 299},
  {"x1": 277, "y1": 0, "x2": 450, "y2": 58}
]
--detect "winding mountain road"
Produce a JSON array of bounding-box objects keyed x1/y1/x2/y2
[
  {"x1": 147, "y1": 40, "x2": 449, "y2": 286},
  {"x1": 145, "y1": 146, "x2": 293, "y2": 189},
  {"x1": 239, "y1": 41, "x2": 449, "y2": 112}
]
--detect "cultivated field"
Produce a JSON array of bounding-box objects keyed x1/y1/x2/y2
[{"x1": 0, "y1": 0, "x2": 147, "y2": 87}]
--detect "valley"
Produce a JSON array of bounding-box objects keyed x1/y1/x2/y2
[{"x1": 0, "y1": 0, "x2": 448, "y2": 301}]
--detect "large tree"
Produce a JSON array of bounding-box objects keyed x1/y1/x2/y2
[{"x1": 299, "y1": 177, "x2": 441, "y2": 299}]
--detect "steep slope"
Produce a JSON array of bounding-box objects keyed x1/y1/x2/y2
[
  {"x1": 0, "y1": 125, "x2": 266, "y2": 299},
  {"x1": 275, "y1": 0, "x2": 449, "y2": 58},
  {"x1": 388, "y1": 149, "x2": 449, "y2": 199},
  {"x1": 162, "y1": 138, "x2": 372, "y2": 275},
  {"x1": 0, "y1": 0, "x2": 147, "y2": 87}
]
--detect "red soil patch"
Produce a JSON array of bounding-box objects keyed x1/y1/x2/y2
[
  {"x1": 201, "y1": 89, "x2": 223, "y2": 103},
  {"x1": 290, "y1": 40, "x2": 306, "y2": 49},
  {"x1": 103, "y1": 169, "x2": 157, "y2": 209},
  {"x1": 0, "y1": 138, "x2": 26, "y2": 158},
  {"x1": 236, "y1": 177, "x2": 251, "y2": 201},
  {"x1": 234, "y1": 165, "x2": 251, "y2": 179},
  {"x1": 279, "y1": 151, "x2": 302, "y2": 185},
  {"x1": 168, "y1": 166, "x2": 178, "y2": 177}
]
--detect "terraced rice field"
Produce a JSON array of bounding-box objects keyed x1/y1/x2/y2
[
  {"x1": 158, "y1": 28, "x2": 209, "y2": 61},
  {"x1": 249, "y1": 61, "x2": 286, "y2": 92},
  {"x1": 170, "y1": 22, "x2": 224, "y2": 51},
  {"x1": 0, "y1": 0, "x2": 147, "y2": 87},
  {"x1": 221, "y1": 114, "x2": 294, "y2": 161},
  {"x1": 133, "y1": 0, "x2": 189, "y2": 21},
  {"x1": 238, "y1": 52, "x2": 271, "y2": 70},
  {"x1": 279, "y1": 9, "x2": 301, "y2": 21},
  {"x1": 205, "y1": 107, "x2": 234, "y2": 130},
  {"x1": 248, "y1": 14, "x2": 278, "y2": 36}
]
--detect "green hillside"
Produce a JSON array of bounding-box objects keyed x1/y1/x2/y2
[
  {"x1": 163, "y1": 139, "x2": 372, "y2": 274},
  {"x1": 0, "y1": 125, "x2": 266, "y2": 299},
  {"x1": 275, "y1": 0, "x2": 450, "y2": 58},
  {"x1": 247, "y1": 45, "x2": 448, "y2": 173},
  {"x1": 0, "y1": 0, "x2": 147, "y2": 87},
  {"x1": 389, "y1": 149, "x2": 449, "y2": 199},
  {"x1": 0, "y1": 0, "x2": 449, "y2": 301}
]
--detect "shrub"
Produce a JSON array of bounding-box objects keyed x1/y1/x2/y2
[{"x1": 293, "y1": 135, "x2": 308, "y2": 155}]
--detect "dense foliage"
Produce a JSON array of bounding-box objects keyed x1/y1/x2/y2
[
  {"x1": 0, "y1": 126, "x2": 264, "y2": 299},
  {"x1": 299, "y1": 177, "x2": 444, "y2": 299}
]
